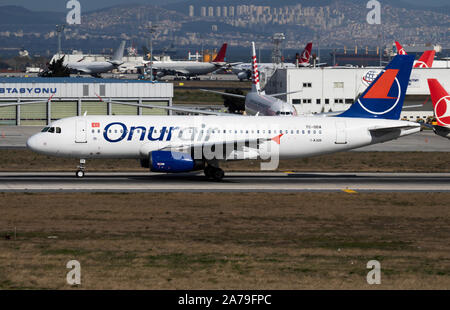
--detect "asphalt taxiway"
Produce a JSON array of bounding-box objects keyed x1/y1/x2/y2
[{"x1": 0, "y1": 172, "x2": 449, "y2": 193}]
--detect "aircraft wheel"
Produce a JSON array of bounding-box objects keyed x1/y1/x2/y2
[
  {"x1": 204, "y1": 166, "x2": 213, "y2": 179},
  {"x1": 211, "y1": 168, "x2": 224, "y2": 181},
  {"x1": 76, "y1": 170, "x2": 85, "y2": 178}
]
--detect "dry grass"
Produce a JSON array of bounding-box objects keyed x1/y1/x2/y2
[
  {"x1": 0, "y1": 192, "x2": 449, "y2": 289},
  {"x1": 0, "y1": 149, "x2": 448, "y2": 173}
]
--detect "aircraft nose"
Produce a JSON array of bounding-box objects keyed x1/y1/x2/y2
[{"x1": 26, "y1": 135, "x2": 40, "y2": 152}]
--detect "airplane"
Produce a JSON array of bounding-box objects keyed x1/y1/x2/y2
[
  {"x1": 201, "y1": 42, "x2": 298, "y2": 116},
  {"x1": 23, "y1": 54, "x2": 420, "y2": 181},
  {"x1": 426, "y1": 79, "x2": 450, "y2": 139},
  {"x1": 395, "y1": 41, "x2": 436, "y2": 68},
  {"x1": 67, "y1": 41, "x2": 126, "y2": 78},
  {"x1": 144, "y1": 43, "x2": 228, "y2": 80},
  {"x1": 230, "y1": 42, "x2": 313, "y2": 81}
]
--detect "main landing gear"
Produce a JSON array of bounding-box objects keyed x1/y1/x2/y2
[
  {"x1": 76, "y1": 159, "x2": 86, "y2": 178},
  {"x1": 204, "y1": 165, "x2": 225, "y2": 181}
]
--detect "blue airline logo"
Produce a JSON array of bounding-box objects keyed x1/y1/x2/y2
[{"x1": 103, "y1": 122, "x2": 176, "y2": 143}]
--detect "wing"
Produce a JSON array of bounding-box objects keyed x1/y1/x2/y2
[
  {"x1": 105, "y1": 99, "x2": 233, "y2": 116},
  {"x1": 200, "y1": 89, "x2": 246, "y2": 99},
  {"x1": 0, "y1": 96, "x2": 54, "y2": 108}
]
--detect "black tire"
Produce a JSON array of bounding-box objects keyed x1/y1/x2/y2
[
  {"x1": 211, "y1": 168, "x2": 224, "y2": 181},
  {"x1": 76, "y1": 170, "x2": 85, "y2": 178},
  {"x1": 204, "y1": 166, "x2": 213, "y2": 178}
]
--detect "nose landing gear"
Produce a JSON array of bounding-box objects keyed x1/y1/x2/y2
[{"x1": 76, "y1": 159, "x2": 86, "y2": 178}]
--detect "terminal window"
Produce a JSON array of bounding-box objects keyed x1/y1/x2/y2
[
  {"x1": 302, "y1": 99, "x2": 312, "y2": 104},
  {"x1": 83, "y1": 85, "x2": 89, "y2": 97},
  {"x1": 292, "y1": 99, "x2": 301, "y2": 104},
  {"x1": 325, "y1": 99, "x2": 330, "y2": 104},
  {"x1": 316, "y1": 99, "x2": 321, "y2": 104},
  {"x1": 302, "y1": 83, "x2": 312, "y2": 88}
]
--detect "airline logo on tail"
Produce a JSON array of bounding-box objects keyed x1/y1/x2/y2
[
  {"x1": 358, "y1": 69, "x2": 401, "y2": 115},
  {"x1": 395, "y1": 41, "x2": 407, "y2": 55},
  {"x1": 428, "y1": 79, "x2": 450, "y2": 127},
  {"x1": 337, "y1": 55, "x2": 414, "y2": 120},
  {"x1": 300, "y1": 43, "x2": 313, "y2": 64},
  {"x1": 414, "y1": 50, "x2": 436, "y2": 68},
  {"x1": 212, "y1": 43, "x2": 228, "y2": 63},
  {"x1": 395, "y1": 41, "x2": 435, "y2": 68}
]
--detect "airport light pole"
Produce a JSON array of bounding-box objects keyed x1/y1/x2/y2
[
  {"x1": 147, "y1": 23, "x2": 157, "y2": 82},
  {"x1": 56, "y1": 24, "x2": 65, "y2": 57}
]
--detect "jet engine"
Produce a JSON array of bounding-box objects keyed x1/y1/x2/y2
[
  {"x1": 147, "y1": 151, "x2": 204, "y2": 173},
  {"x1": 237, "y1": 70, "x2": 251, "y2": 81}
]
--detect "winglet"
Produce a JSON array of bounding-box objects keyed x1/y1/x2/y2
[{"x1": 271, "y1": 134, "x2": 283, "y2": 145}]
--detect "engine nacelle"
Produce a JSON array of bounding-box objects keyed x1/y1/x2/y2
[
  {"x1": 237, "y1": 71, "x2": 251, "y2": 81},
  {"x1": 149, "y1": 151, "x2": 204, "y2": 173}
]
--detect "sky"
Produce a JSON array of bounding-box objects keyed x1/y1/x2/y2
[{"x1": 0, "y1": 0, "x2": 448, "y2": 12}]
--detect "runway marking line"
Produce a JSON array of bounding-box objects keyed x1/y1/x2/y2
[{"x1": 342, "y1": 189, "x2": 358, "y2": 194}]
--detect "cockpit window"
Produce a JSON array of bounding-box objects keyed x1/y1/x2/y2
[
  {"x1": 41, "y1": 127, "x2": 50, "y2": 132},
  {"x1": 276, "y1": 111, "x2": 281, "y2": 115},
  {"x1": 48, "y1": 127, "x2": 55, "y2": 133},
  {"x1": 56, "y1": 127, "x2": 61, "y2": 133}
]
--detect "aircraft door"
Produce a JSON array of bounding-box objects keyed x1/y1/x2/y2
[
  {"x1": 75, "y1": 119, "x2": 87, "y2": 143},
  {"x1": 335, "y1": 121, "x2": 347, "y2": 144}
]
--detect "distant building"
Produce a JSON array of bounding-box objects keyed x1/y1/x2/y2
[
  {"x1": 189, "y1": 5, "x2": 194, "y2": 17},
  {"x1": 229, "y1": 6, "x2": 235, "y2": 17}
]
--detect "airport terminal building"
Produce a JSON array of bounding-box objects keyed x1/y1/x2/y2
[{"x1": 0, "y1": 78, "x2": 173, "y2": 125}]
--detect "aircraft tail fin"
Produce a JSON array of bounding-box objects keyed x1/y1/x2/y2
[
  {"x1": 337, "y1": 55, "x2": 415, "y2": 120},
  {"x1": 299, "y1": 42, "x2": 313, "y2": 64},
  {"x1": 212, "y1": 43, "x2": 228, "y2": 63},
  {"x1": 251, "y1": 42, "x2": 261, "y2": 93},
  {"x1": 414, "y1": 50, "x2": 435, "y2": 68},
  {"x1": 395, "y1": 41, "x2": 407, "y2": 55},
  {"x1": 112, "y1": 41, "x2": 126, "y2": 62},
  {"x1": 427, "y1": 79, "x2": 450, "y2": 127}
]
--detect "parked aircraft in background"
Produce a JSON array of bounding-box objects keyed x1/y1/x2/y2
[
  {"x1": 144, "y1": 43, "x2": 228, "y2": 80},
  {"x1": 66, "y1": 41, "x2": 126, "y2": 77},
  {"x1": 395, "y1": 41, "x2": 436, "y2": 68},
  {"x1": 201, "y1": 42, "x2": 297, "y2": 116},
  {"x1": 426, "y1": 79, "x2": 450, "y2": 139},
  {"x1": 230, "y1": 42, "x2": 313, "y2": 81},
  {"x1": 24, "y1": 55, "x2": 419, "y2": 181}
]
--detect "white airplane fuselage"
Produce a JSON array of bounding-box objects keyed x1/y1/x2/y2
[
  {"x1": 245, "y1": 92, "x2": 297, "y2": 116},
  {"x1": 68, "y1": 62, "x2": 116, "y2": 75},
  {"x1": 27, "y1": 115, "x2": 420, "y2": 160},
  {"x1": 152, "y1": 61, "x2": 221, "y2": 76}
]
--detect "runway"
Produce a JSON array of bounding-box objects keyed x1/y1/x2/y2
[{"x1": 0, "y1": 172, "x2": 449, "y2": 193}]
